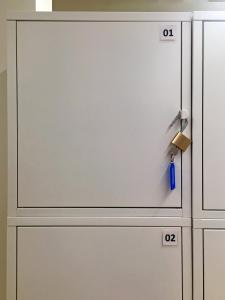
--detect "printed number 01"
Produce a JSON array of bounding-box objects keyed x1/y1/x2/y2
[{"x1": 163, "y1": 29, "x2": 174, "y2": 37}]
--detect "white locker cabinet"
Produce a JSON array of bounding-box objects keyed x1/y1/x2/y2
[
  {"x1": 6, "y1": 223, "x2": 192, "y2": 300},
  {"x1": 193, "y1": 219, "x2": 225, "y2": 300},
  {"x1": 7, "y1": 12, "x2": 192, "y2": 215},
  {"x1": 7, "y1": 12, "x2": 192, "y2": 300},
  {"x1": 193, "y1": 12, "x2": 225, "y2": 218}
]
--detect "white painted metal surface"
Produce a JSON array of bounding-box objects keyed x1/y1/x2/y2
[
  {"x1": 193, "y1": 218, "x2": 225, "y2": 229},
  {"x1": 7, "y1": 216, "x2": 192, "y2": 227},
  {"x1": 17, "y1": 226, "x2": 182, "y2": 300},
  {"x1": 193, "y1": 225, "x2": 225, "y2": 300},
  {"x1": 7, "y1": 11, "x2": 192, "y2": 21},
  {"x1": 193, "y1": 11, "x2": 225, "y2": 21},
  {"x1": 7, "y1": 221, "x2": 192, "y2": 300},
  {"x1": 193, "y1": 228, "x2": 204, "y2": 300},
  {"x1": 193, "y1": 17, "x2": 225, "y2": 300},
  {"x1": 203, "y1": 22, "x2": 225, "y2": 210},
  {"x1": 192, "y1": 20, "x2": 203, "y2": 219},
  {"x1": 204, "y1": 229, "x2": 225, "y2": 300},
  {"x1": 193, "y1": 14, "x2": 225, "y2": 218},
  {"x1": 7, "y1": 21, "x2": 17, "y2": 217},
  {"x1": 17, "y1": 21, "x2": 182, "y2": 208}
]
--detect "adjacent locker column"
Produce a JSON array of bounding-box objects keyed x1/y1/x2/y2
[{"x1": 193, "y1": 11, "x2": 225, "y2": 300}]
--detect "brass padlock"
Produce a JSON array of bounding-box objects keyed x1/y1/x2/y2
[{"x1": 171, "y1": 132, "x2": 191, "y2": 152}]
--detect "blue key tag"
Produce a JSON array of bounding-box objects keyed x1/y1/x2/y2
[{"x1": 169, "y1": 155, "x2": 176, "y2": 190}]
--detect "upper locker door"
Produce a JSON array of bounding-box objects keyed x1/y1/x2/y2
[
  {"x1": 17, "y1": 21, "x2": 183, "y2": 208},
  {"x1": 202, "y1": 22, "x2": 225, "y2": 210}
]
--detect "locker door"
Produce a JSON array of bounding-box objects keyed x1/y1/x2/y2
[
  {"x1": 204, "y1": 229, "x2": 225, "y2": 300},
  {"x1": 203, "y1": 22, "x2": 225, "y2": 210},
  {"x1": 17, "y1": 21, "x2": 183, "y2": 208},
  {"x1": 17, "y1": 226, "x2": 182, "y2": 300}
]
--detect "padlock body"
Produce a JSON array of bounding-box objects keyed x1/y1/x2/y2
[{"x1": 171, "y1": 132, "x2": 191, "y2": 152}]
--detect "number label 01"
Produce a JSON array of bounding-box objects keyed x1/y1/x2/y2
[
  {"x1": 162, "y1": 231, "x2": 178, "y2": 246},
  {"x1": 160, "y1": 25, "x2": 177, "y2": 41}
]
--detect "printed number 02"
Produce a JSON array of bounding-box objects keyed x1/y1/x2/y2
[
  {"x1": 163, "y1": 29, "x2": 174, "y2": 37},
  {"x1": 165, "y1": 234, "x2": 176, "y2": 242}
]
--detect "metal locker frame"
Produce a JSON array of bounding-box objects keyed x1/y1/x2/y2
[
  {"x1": 6, "y1": 12, "x2": 192, "y2": 300},
  {"x1": 192, "y1": 12, "x2": 225, "y2": 300},
  {"x1": 7, "y1": 9, "x2": 225, "y2": 300}
]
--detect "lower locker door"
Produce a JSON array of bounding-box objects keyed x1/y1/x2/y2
[
  {"x1": 17, "y1": 227, "x2": 182, "y2": 300},
  {"x1": 204, "y1": 229, "x2": 225, "y2": 300}
]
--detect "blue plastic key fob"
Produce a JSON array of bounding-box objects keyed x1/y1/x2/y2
[{"x1": 170, "y1": 161, "x2": 176, "y2": 190}]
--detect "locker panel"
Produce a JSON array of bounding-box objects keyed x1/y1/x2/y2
[
  {"x1": 204, "y1": 229, "x2": 225, "y2": 300},
  {"x1": 17, "y1": 226, "x2": 183, "y2": 300},
  {"x1": 203, "y1": 22, "x2": 225, "y2": 210},
  {"x1": 17, "y1": 21, "x2": 182, "y2": 208}
]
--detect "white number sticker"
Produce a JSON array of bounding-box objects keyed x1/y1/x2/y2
[
  {"x1": 160, "y1": 25, "x2": 177, "y2": 41},
  {"x1": 162, "y1": 231, "x2": 178, "y2": 246}
]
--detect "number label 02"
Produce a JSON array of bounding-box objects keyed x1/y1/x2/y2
[
  {"x1": 160, "y1": 25, "x2": 177, "y2": 41},
  {"x1": 162, "y1": 231, "x2": 178, "y2": 246}
]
